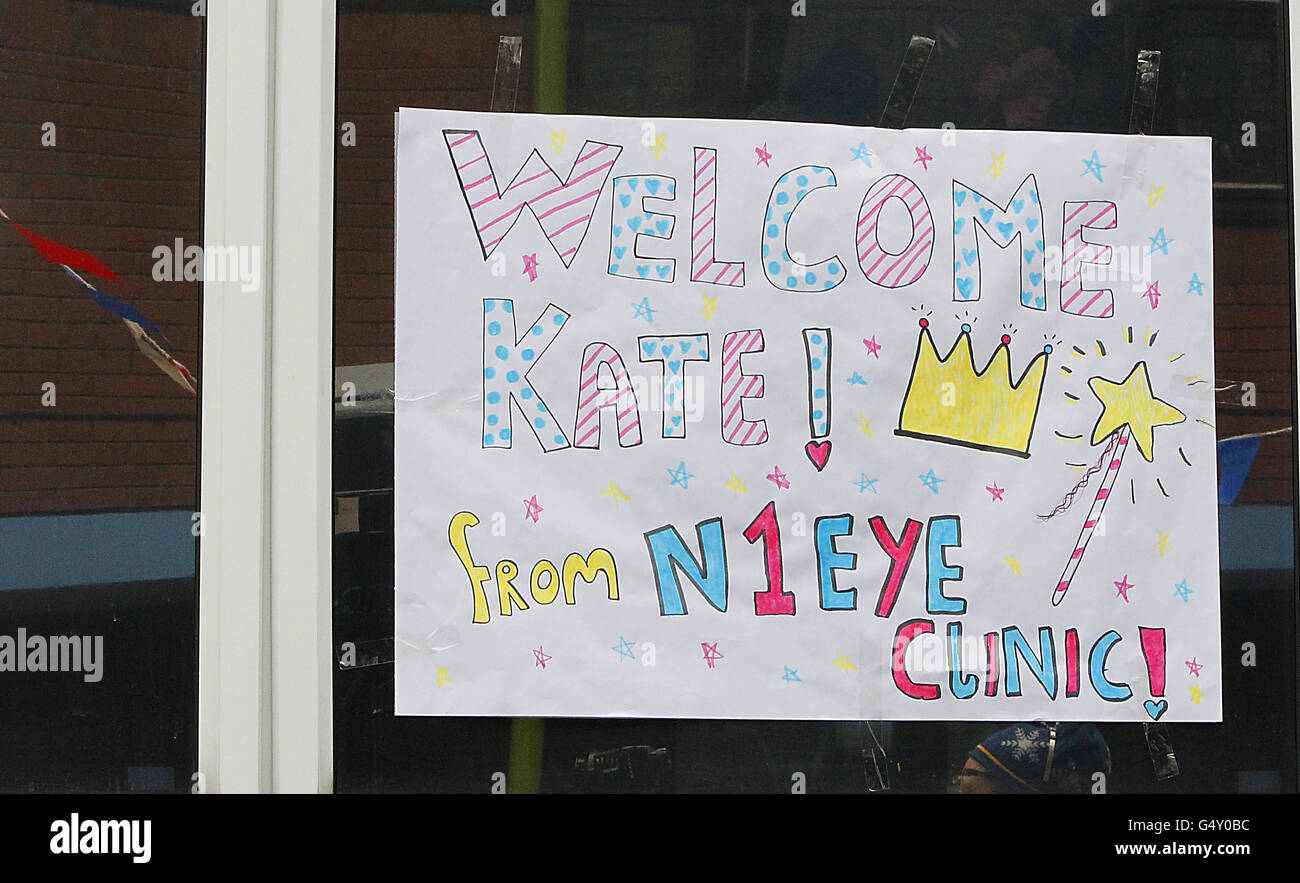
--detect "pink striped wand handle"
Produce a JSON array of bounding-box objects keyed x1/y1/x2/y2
[{"x1": 1051, "y1": 425, "x2": 1130, "y2": 607}]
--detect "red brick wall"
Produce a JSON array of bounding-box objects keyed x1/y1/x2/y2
[
  {"x1": 335, "y1": 10, "x2": 534, "y2": 368},
  {"x1": 0, "y1": 0, "x2": 202, "y2": 515},
  {"x1": 1214, "y1": 224, "x2": 1295, "y2": 505}
]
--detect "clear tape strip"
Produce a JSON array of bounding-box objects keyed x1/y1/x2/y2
[
  {"x1": 490, "y1": 35, "x2": 523, "y2": 114},
  {"x1": 1128, "y1": 50, "x2": 1161, "y2": 135},
  {"x1": 880, "y1": 35, "x2": 935, "y2": 129}
]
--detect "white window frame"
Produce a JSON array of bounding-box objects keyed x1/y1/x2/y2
[
  {"x1": 199, "y1": 0, "x2": 336, "y2": 793},
  {"x1": 196, "y1": 0, "x2": 1300, "y2": 793}
]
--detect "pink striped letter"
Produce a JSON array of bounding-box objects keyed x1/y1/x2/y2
[
  {"x1": 720, "y1": 329, "x2": 768, "y2": 446},
  {"x1": 573, "y1": 343, "x2": 642, "y2": 449},
  {"x1": 1059, "y1": 200, "x2": 1117, "y2": 318},
  {"x1": 856, "y1": 173, "x2": 933, "y2": 288},
  {"x1": 690, "y1": 147, "x2": 745, "y2": 287},
  {"x1": 443, "y1": 129, "x2": 621, "y2": 267}
]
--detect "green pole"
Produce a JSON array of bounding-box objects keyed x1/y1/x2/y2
[
  {"x1": 534, "y1": 0, "x2": 569, "y2": 113},
  {"x1": 507, "y1": 718, "x2": 545, "y2": 793},
  {"x1": 507, "y1": 1, "x2": 567, "y2": 794}
]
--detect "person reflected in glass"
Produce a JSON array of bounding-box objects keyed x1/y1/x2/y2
[
  {"x1": 953, "y1": 721, "x2": 1110, "y2": 793},
  {"x1": 978, "y1": 46, "x2": 1074, "y2": 130}
]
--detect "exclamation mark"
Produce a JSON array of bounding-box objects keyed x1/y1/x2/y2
[
  {"x1": 803, "y1": 327, "x2": 832, "y2": 471},
  {"x1": 1139, "y1": 626, "x2": 1167, "y2": 720}
]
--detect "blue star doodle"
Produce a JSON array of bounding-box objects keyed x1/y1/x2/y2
[
  {"x1": 782, "y1": 666, "x2": 802, "y2": 684},
  {"x1": 854, "y1": 473, "x2": 879, "y2": 494},
  {"x1": 631, "y1": 296, "x2": 656, "y2": 323},
  {"x1": 612, "y1": 636, "x2": 636, "y2": 661},
  {"x1": 850, "y1": 142, "x2": 873, "y2": 166},
  {"x1": 1148, "y1": 228, "x2": 1174, "y2": 256},
  {"x1": 846, "y1": 371, "x2": 869, "y2": 387},
  {"x1": 1187, "y1": 272, "x2": 1204, "y2": 296},
  {"x1": 667, "y1": 461, "x2": 694, "y2": 489},
  {"x1": 1174, "y1": 579, "x2": 1194, "y2": 603},
  {"x1": 919, "y1": 468, "x2": 943, "y2": 494},
  {"x1": 1081, "y1": 150, "x2": 1105, "y2": 182}
]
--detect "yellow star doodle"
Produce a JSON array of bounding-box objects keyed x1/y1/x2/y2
[
  {"x1": 701, "y1": 294, "x2": 718, "y2": 320},
  {"x1": 1188, "y1": 684, "x2": 1204, "y2": 705},
  {"x1": 854, "y1": 414, "x2": 873, "y2": 436},
  {"x1": 436, "y1": 666, "x2": 452, "y2": 688},
  {"x1": 601, "y1": 481, "x2": 631, "y2": 506},
  {"x1": 1088, "y1": 361, "x2": 1185, "y2": 462},
  {"x1": 1005, "y1": 554, "x2": 1023, "y2": 576},
  {"x1": 832, "y1": 654, "x2": 858, "y2": 673},
  {"x1": 652, "y1": 133, "x2": 668, "y2": 158},
  {"x1": 724, "y1": 472, "x2": 748, "y2": 494}
]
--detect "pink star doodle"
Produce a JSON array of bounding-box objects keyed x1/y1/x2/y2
[
  {"x1": 701, "y1": 642, "x2": 724, "y2": 669},
  {"x1": 1141, "y1": 281, "x2": 1160, "y2": 309},
  {"x1": 986, "y1": 484, "x2": 1005, "y2": 501},
  {"x1": 913, "y1": 145, "x2": 933, "y2": 170},
  {"x1": 755, "y1": 143, "x2": 772, "y2": 167},
  {"x1": 862, "y1": 335, "x2": 882, "y2": 358},
  {"x1": 766, "y1": 466, "x2": 790, "y2": 490},
  {"x1": 533, "y1": 646, "x2": 552, "y2": 669},
  {"x1": 522, "y1": 253, "x2": 540, "y2": 282},
  {"x1": 1185, "y1": 657, "x2": 1204, "y2": 677},
  {"x1": 523, "y1": 495, "x2": 543, "y2": 523},
  {"x1": 1114, "y1": 574, "x2": 1133, "y2": 603}
]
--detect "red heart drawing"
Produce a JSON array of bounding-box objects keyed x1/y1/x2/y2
[{"x1": 804, "y1": 440, "x2": 831, "y2": 471}]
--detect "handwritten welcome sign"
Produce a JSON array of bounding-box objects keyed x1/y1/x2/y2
[{"x1": 394, "y1": 108, "x2": 1219, "y2": 721}]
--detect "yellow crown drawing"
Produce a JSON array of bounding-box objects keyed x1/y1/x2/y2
[{"x1": 895, "y1": 320, "x2": 1050, "y2": 458}]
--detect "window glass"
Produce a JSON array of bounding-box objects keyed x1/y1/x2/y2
[
  {"x1": 0, "y1": 0, "x2": 204, "y2": 792},
  {"x1": 334, "y1": 0, "x2": 1294, "y2": 794}
]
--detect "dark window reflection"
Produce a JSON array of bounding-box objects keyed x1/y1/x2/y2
[
  {"x1": 0, "y1": 0, "x2": 202, "y2": 792},
  {"x1": 334, "y1": 0, "x2": 1295, "y2": 793}
]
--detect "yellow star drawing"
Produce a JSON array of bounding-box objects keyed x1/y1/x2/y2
[
  {"x1": 550, "y1": 129, "x2": 566, "y2": 154},
  {"x1": 1147, "y1": 184, "x2": 1166, "y2": 209},
  {"x1": 832, "y1": 654, "x2": 858, "y2": 673},
  {"x1": 988, "y1": 152, "x2": 1007, "y2": 179},
  {"x1": 1088, "y1": 361, "x2": 1186, "y2": 462},
  {"x1": 1155, "y1": 532, "x2": 1173, "y2": 556},
  {"x1": 1188, "y1": 684, "x2": 1204, "y2": 705},
  {"x1": 1005, "y1": 554, "x2": 1023, "y2": 576},
  {"x1": 724, "y1": 472, "x2": 748, "y2": 494},
  {"x1": 601, "y1": 481, "x2": 631, "y2": 506},
  {"x1": 854, "y1": 414, "x2": 873, "y2": 436},
  {"x1": 652, "y1": 132, "x2": 668, "y2": 158},
  {"x1": 436, "y1": 666, "x2": 451, "y2": 688},
  {"x1": 700, "y1": 294, "x2": 718, "y2": 320}
]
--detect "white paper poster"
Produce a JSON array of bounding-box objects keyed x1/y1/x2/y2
[{"x1": 394, "y1": 108, "x2": 1219, "y2": 721}]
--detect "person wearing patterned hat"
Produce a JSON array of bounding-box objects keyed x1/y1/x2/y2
[{"x1": 953, "y1": 722, "x2": 1110, "y2": 794}]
